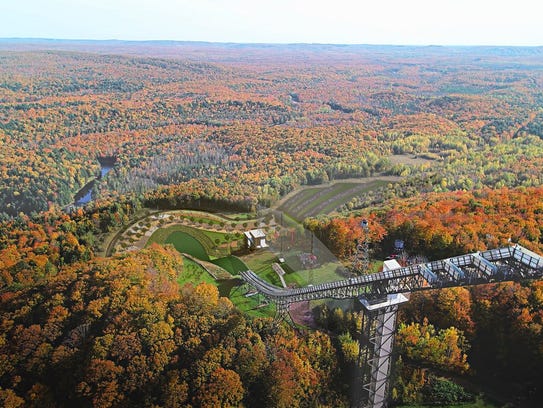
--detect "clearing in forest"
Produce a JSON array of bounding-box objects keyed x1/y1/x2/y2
[{"x1": 276, "y1": 176, "x2": 398, "y2": 221}]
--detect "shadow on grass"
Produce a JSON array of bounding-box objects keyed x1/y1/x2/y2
[
  {"x1": 221, "y1": 277, "x2": 276, "y2": 318},
  {"x1": 218, "y1": 277, "x2": 243, "y2": 297}
]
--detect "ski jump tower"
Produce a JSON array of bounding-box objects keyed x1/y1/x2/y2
[{"x1": 240, "y1": 242, "x2": 543, "y2": 408}]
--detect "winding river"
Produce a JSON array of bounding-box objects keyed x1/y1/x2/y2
[{"x1": 74, "y1": 157, "x2": 115, "y2": 206}]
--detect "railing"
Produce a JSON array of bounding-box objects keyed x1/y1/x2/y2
[{"x1": 240, "y1": 244, "x2": 543, "y2": 304}]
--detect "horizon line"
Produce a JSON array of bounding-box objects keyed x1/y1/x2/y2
[{"x1": 1, "y1": 37, "x2": 542, "y2": 48}]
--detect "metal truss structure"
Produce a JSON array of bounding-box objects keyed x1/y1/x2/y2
[
  {"x1": 240, "y1": 244, "x2": 543, "y2": 408},
  {"x1": 352, "y1": 219, "x2": 370, "y2": 274},
  {"x1": 241, "y1": 245, "x2": 543, "y2": 305},
  {"x1": 358, "y1": 294, "x2": 409, "y2": 408}
]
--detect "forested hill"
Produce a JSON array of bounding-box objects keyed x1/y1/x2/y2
[
  {"x1": 1, "y1": 41, "x2": 543, "y2": 406},
  {"x1": 0, "y1": 244, "x2": 344, "y2": 407},
  {"x1": 1, "y1": 41, "x2": 543, "y2": 217},
  {"x1": 1, "y1": 39, "x2": 543, "y2": 60},
  {"x1": 1, "y1": 185, "x2": 542, "y2": 406}
]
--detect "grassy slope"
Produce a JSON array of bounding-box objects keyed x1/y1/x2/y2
[
  {"x1": 178, "y1": 257, "x2": 217, "y2": 286},
  {"x1": 148, "y1": 222, "x2": 274, "y2": 318},
  {"x1": 211, "y1": 255, "x2": 248, "y2": 274},
  {"x1": 279, "y1": 180, "x2": 390, "y2": 221},
  {"x1": 165, "y1": 231, "x2": 210, "y2": 261},
  {"x1": 146, "y1": 224, "x2": 243, "y2": 258}
]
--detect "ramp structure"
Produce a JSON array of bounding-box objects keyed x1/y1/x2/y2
[{"x1": 240, "y1": 244, "x2": 543, "y2": 408}]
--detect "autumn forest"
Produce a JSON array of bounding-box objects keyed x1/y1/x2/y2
[{"x1": 1, "y1": 40, "x2": 543, "y2": 407}]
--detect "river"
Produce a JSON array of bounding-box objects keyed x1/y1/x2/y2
[{"x1": 74, "y1": 157, "x2": 115, "y2": 206}]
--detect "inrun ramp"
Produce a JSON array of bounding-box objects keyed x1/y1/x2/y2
[
  {"x1": 240, "y1": 244, "x2": 543, "y2": 306},
  {"x1": 240, "y1": 244, "x2": 543, "y2": 408}
]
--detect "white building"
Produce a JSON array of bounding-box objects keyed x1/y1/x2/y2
[
  {"x1": 383, "y1": 259, "x2": 402, "y2": 271},
  {"x1": 244, "y1": 229, "x2": 268, "y2": 249}
]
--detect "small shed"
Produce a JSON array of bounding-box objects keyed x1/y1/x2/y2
[{"x1": 244, "y1": 229, "x2": 268, "y2": 249}]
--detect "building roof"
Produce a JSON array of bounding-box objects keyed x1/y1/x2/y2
[
  {"x1": 248, "y1": 229, "x2": 265, "y2": 238},
  {"x1": 383, "y1": 259, "x2": 402, "y2": 271}
]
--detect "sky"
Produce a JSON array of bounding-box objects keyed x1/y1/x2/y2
[{"x1": 0, "y1": 0, "x2": 542, "y2": 46}]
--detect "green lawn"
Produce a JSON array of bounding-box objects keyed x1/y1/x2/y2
[
  {"x1": 190, "y1": 257, "x2": 233, "y2": 280},
  {"x1": 154, "y1": 228, "x2": 246, "y2": 277},
  {"x1": 147, "y1": 224, "x2": 243, "y2": 258},
  {"x1": 143, "y1": 213, "x2": 340, "y2": 320},
  {"x1": 242, "y1": 250, "x2": 284, "y2": 286},
  {"x1": 242, "y1": 250, "x2": 277, "y2": 273},
  {"x1": 149, "y1": 224, "x2": 249, "y2": 283},
  {"x1": 203, "y1": 229, "x2": 243, "y2": 254},
  {"x1": 211, "y1": 255, "x2": 249, "y2": 274},
  {"x1": 283, "y1": 262, "x2": 345, "y2": 287},
  {"x1": 165, "y1": 231, "x2": 210, "y2": 261},
  {"x1": 228, "y1": 283, "x2": 276, "y2": 318},
  {"x1": 148, "y1": 225, "x2": 211, "y2": 247},
  {"x1": 178, "y1": 257, "x2": 217, "y2": 286}
]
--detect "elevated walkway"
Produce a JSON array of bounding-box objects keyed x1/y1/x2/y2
[
  {"x1": 240, "y1": 244, "x2": 543, "y2": 408},
  {"x1": 240, "y1": 244, "x2": 543, "y2": 304}
]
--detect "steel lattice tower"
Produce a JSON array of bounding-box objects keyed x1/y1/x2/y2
[
  {"x1": 357, "y1": 294, "x2": 409, "y2": 408},
  {"x1": 353, "y1": 219, "x2": 370, "y2": 274},
  {"x1": 240, "y1": 244, "x2": 543, "y2": 408}
]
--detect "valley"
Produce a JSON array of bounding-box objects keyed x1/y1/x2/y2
[{"x1": 0, "y1": 40, "x2": 542, "y2": 407}]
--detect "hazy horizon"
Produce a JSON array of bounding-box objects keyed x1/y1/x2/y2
[{"x1": 2, "y1": 37, "x2": 543, "y2": 48}]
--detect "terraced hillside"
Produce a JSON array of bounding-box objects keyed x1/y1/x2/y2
[{"x1": 277, "y1": 176, "x2": 399, "y2": 221}]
